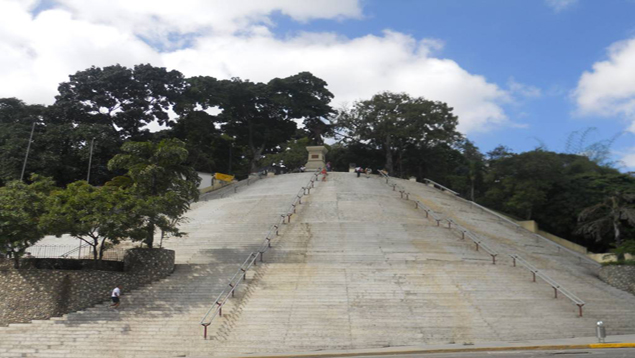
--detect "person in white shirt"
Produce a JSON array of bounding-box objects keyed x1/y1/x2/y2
[{"x1": 110, "y1": 285, "x2": 121, "y2": 308}]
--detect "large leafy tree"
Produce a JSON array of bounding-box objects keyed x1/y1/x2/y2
[
  {"x1": 268, "y1": 72, "x2": 334, "y2": 144},
  {"x1": 576, "y1": 192, "x2": 635, "y2": 250},
  {"x1": 0, "y1": 175, "x2": 55, "y2": 268},
  {"x1": 54, "y1": 64, "x2": 186, "y2": 140},
  {"x1": 107, "y1": 139, "x2": 200, "y2": 248},
  {"x1": 335, "y1": 92, "x2": 461, "y2": 176},
  {"x1": 0, "y1": 98, "x2": 46, "y2": 184},
  {"x1": 42, "y1": 181, "x2": 141, "y2": 260},
  {"x1": 217, "y1": 78, "x2": 297, "y2": 173}
]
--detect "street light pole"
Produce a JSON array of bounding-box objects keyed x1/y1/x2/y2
[
  {"x1": 86, "y1": 138, "x2": 95, "y2": 184},
  {"x1": 20, "y1": 122, "x2": 36, "y2": 181}
]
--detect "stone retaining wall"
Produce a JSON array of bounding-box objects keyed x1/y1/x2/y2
[
  {"x1": 599, "y1": 265, "x2": 635, "y2": 295},
  {"x1": 0, "y1": 248, "x2": 174, "y2": 326}
]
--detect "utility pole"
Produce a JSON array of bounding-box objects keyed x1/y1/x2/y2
[
  {"x1": 86, "y1": 138, "x2": 95, "y2": 184},
  {"x1": 20, "y1": 122, "x2": 36, "y2": 181}
]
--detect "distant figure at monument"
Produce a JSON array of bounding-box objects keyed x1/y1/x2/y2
[{"x1": 111, "y1": 285, "x2": 121, "y2": 309}]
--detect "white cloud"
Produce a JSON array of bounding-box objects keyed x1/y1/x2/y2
[
  {"x1": 615, "y1": 145, "x2": 635, "y2": 170},
  {"x1": 0, "y1": 0, "x2": 512, "y2": 134},
  {"x1": 508, "y1": 77, "x2": 542, "y2": 98},
  {"x1": 574, "y1": 37, "x2": 635, "y2": 133},
  {"x1": 545, "y1": 0, "x2": 578, "y2": 12}
]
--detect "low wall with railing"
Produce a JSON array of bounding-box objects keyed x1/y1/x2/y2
[{"x1": 0, "y1": 248, "x2": 174, "y2": 327}]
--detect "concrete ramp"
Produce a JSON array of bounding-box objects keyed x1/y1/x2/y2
[{"x1": 1, "y1": 172, "x2": 635, "y2": 358}]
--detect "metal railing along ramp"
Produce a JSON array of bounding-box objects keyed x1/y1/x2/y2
[
  {"x1": 422, "y1": 178, "x2": 599, "y2": 268},
  {"x1": 199, "y1": 171, "x2": 323, "y2": 338},
  {"x1": 379, "y1": 171, "x2": 585, "y2": 316}
]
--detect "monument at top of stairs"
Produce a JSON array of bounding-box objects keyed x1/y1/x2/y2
[{"x1": 304, "y1": 145, "x2": 328, "y2": 171}]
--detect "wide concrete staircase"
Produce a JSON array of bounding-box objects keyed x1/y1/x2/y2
[{"x1": 1, "y1": 172, "x2": 635, "y2": 357}]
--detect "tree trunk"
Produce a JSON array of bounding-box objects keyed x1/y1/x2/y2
[
  {"x1": 470, "y1": 179, "x2": 475, "y2": 201},
  {"x1": 146, "y1": 219, "x2": 155, "y2": 248},
  {"x1": 12, "y1": 252, "x2": 20, "y2": 269}
]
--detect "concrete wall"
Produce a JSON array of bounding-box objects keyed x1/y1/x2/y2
[
  {"x1": 518, "y1": 220, "x2": 607, "y2": 258},
  {"x1": 197, "y1": 172, "x2": 213, "y2": 190},
  {"x1": 0, "y1": 248, "x2": 174, "y2": 327},
  {"x1": 599, "y1": 265, "x2": 635, "y2": 295}
]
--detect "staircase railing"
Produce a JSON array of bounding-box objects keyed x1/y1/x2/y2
[
  {"x1": 380, "y1": 171, "x2": 498, "y2": 264},
  {"x1": 423, "y1": 178, "x2": 599, "y2": 267},
  {"x1": 199, "y1": 171, "x2": 322, "y2": 339},
  {"x1": 379, "y1": 172, "x2": 584, "y2": 316},
  {"x1": 510, "y1": 254, "x2": 585, "y2": 316}
]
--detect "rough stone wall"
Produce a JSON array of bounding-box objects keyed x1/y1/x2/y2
[
  {"x1": 0, "y1": 248, "x2": 174, "y2": 326},
  {"x1": 599, "y1": 265, "x2": 635, "y2": 295}
]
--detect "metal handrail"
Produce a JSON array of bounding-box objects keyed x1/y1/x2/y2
[
  {"x1": 510, "y1": 254, "x2": 585, "y2": 316},
  {"x1": 422, "y1": 178, "x2": 600, "y2": 267},
  {"x1": 423, "y1": 178, "x2": 459, "y2": 196},
  {"x1": 199, "y1": 171, "x2": 321, "y2": 338},
  {"x1": 381, "y1": 175, "x2": 499, "y2": 264},
  {"x1": 447, "y1": 218, "x2": 498, "y2": 264},
  {"x1": 382, "y1": 173, "x2": 584, "y2": 316}
]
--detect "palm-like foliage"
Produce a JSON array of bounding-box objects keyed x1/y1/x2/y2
[{"x1": 576, "y1": 192, "x2": 635, "y2": 249}]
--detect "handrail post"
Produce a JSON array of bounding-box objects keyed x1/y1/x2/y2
[
  {"x1": 229, "y1": 283, "x2": 235, "y2": 297},
  {"x1": 448, "y1": 221, "x2": 452, "y2": 229},
  {"x1": 292, "y1": 204, "x2": 296, "y2": 213},
  {"x1": 492, "y1": 255, "x2": 496, "y2": 265},
  {"x1": 274, "y1": 225, "x2": 279, "y2": 236},
  {"x1": 461, "y1": 231, "x2": 465, "y2": 240},
  {"x1": 202, "y1": 323, "x2": 210, "y2": 339},
  {"x1": 298, "y1": 195, "x2": 302, "y2": 204},
  {"x1": 216, "y1": 302, "x2": 222, "y2": 317},
  {"x1": 532, "y1": 271, "x2": 536, "y2": 282},
  {"x1": 436, "y1": 219, "x2": 440, "y2": 226},
  {"x1": 554, "y1": 287, "x2": 558, "y2": 299},
  {"x1": 512, "y1": 257, "x2": 516, "y2": 267},
  {"x1": 475, "y1": 242, "x2": 479, "y2": 251},
  {"x1": 578, "y1": 304, "x2": 584, "y2": 317},
  {"x1": 281, "y1": 215, "x2": 286, "y2": 224},
  {"x1": 415, "y1": 202, "x2": 419, "y2": 209},
  {"x1": 405, "y1": 193, "x2": 409, "y2": 200},
  {"x1": 287, "y1": 213, "x2": 292, "y2": 223},
  {"x1": 260, "y1": 251, "x2": 264, "y2": 262},
  {"x1": 392, "y1": 184, "x2": 396, "y2": 191},
  {"x1": 266, "y1": 238, "x2": 271, "y2": 248}
]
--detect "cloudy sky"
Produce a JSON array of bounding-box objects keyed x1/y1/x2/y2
[{"x1": 1, "y1": 0, "x2": 634, "y2": 169}]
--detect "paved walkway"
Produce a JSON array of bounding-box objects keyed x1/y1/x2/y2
[{"x1": 1, "y1": 172, "x2": 635, "y2": 358}]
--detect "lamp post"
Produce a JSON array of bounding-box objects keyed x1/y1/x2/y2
[
  {"x1": 86, "y1": 138, "x2": 95, "y2": 184},
  {"x1": 20, "y1": 122, "x2": 36, "y2": 181}
]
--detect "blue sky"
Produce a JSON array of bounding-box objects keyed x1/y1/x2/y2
[
  {"x1": 273, "y1": 0, "x2": 635, "y2": 161},
  {"x1": 1, "y1": 0, "x2": 634, "y2": 169}
]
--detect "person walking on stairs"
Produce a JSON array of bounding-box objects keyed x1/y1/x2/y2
[{"x1": 111, "y1": 285, "x2": 121, "y2": 309}]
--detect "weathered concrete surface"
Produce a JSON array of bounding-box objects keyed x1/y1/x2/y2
[
  {"x1": 208, "y1": 173, "x2": 635, "y2": 356},
  {"x1": 1, "y1": 172, "x2": 635, "y2": 358}
]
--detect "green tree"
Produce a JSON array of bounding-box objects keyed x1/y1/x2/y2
[
  {"x1": 261, "y1": 137, "x2": 311, "y2": 171},
  {"x1": 268, "y1": 72, "x2": 334, "y2": 144},
  {"x1": 576, "y1": 192, "x2": 635, "y2": 252},
  {"x1": 42, "y1": 181, "x2": 141, "y2": 260},
  {"x1": 335, "y1": 92, "x2": 461, "y2": 176},
  {"x1": 107, "y1": 139, "x2": 200, "y2": 248},
  {"x1": 0, "y1": 98, "x2": 46, "y2": 184},
  {"x1": 0, "y1": 175, "x2": 55, "y2": 268},
  {"x1": 55, "y1": 64, "x2": 186, "y2": 140}
]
